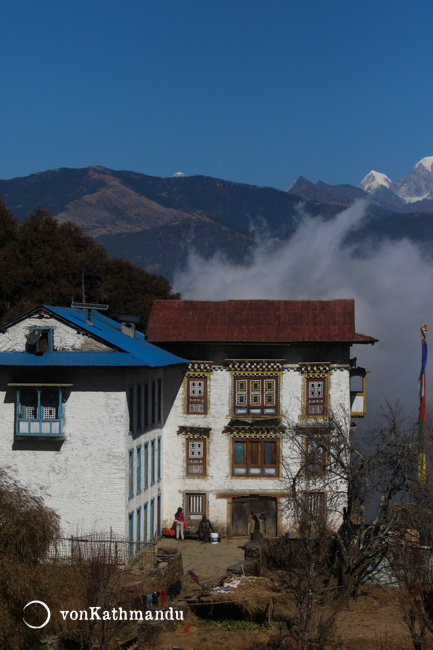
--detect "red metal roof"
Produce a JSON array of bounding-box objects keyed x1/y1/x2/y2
[{"x1": 146, "y1": 300, "x2": 377, "y2": 344}]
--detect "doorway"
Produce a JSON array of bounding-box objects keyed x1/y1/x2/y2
[{"x1": 231, "y1": 496, "x2": 277, "y2": 536}]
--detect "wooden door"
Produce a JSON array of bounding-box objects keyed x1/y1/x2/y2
[{"x1": 231, "y1": 496, "x2": 277, "y2": 536}]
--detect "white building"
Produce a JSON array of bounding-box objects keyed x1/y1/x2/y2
[
  {"x1": 0, "y1": 299, "x2": 376, "y2": 543},
  {"x1": 146, "y1": 299, "x2": 376, "y2": 537},
  {"x1": 0, "y1": 305, "x2": 186, "y2": 542}
]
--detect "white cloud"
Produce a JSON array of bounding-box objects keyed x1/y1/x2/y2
[{"x1": 174, "y1": 200, "x2": 433, "y2": 419}]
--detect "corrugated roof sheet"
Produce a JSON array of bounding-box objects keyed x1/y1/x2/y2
[
  {"x1": 0, "y1": 306, "x2": 187, "y2": 368},
  {"x1": 0, "y1": 352, "x2": 148, "y2": 367},
  {"x1": 146, "y1": 300, "x2": 377, "y2": 344}
]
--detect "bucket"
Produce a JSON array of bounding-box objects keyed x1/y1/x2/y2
[{"x1": 210, "y1": 532, "x2": 218, "y2": 544}]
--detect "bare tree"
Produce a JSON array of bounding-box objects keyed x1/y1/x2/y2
[{"x1": 278, "y1": 402, "x2": 430, "y2": 647}]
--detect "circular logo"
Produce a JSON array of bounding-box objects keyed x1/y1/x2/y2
[{"x1": 23, "y1": 601, "x2": 51, "y2": 629}]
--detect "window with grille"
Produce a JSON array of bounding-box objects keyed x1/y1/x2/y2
[
  {"x1": 305, "y1": 491, "x2": 325, "y2": 518},
  {"x1": 16, "y1": 387, "x2": 64, "y2": 436},
  {"x1": 186, "y1": 493, "x2": 206, "y2": 521},
  {"x1": 232, "y1": 438, "x2": 279, "y2": 477},
  {"x1": 186, "y1": 438, "x2": 206, "y2": 476},
  {"x1": 233, "y1": 376, "x2": 278, "y2": 416},
  {"x1": 305, "y1": 435, "x2": 327, "y2": 476},
  {"x1": 306, "y1": 377, "x2": 327, "y2": 416},
  {"x1": 186, "y1": 377, "x2": 207, "y2": 414}
]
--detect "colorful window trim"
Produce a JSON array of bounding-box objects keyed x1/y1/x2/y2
[
  {"x1": 185, "y1": 374, "x2": 208, "y2": 415},
  {"x1": 299, "y1": 365, "x2": 331, "y2": 419},
  {"x1": 186, "y1": 437, "x2": 206, "y2": 476},
  {"x1": 157, "y1": 436, "x2": 161, "y2": 481},
  {"x1": 16, "y1": 386, "x2": 64, "y2": 436},
  {"x1": 232, "y1": 375, "x2": 280, "y2": 416},
  {"x1": 232, "y1": 438, "x2": 279, "y2": 477},
  {"x1": 304, "y1": 435, "x2": 327, "y2": 476}
]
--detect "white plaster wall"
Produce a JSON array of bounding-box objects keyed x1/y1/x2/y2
[
  {"x1": 0, "y1": 370, "x2": 127, "y2": 537},
  {"x1": 162, "y1": 364, "x2": 352, "y2": 534},
  {"x1": 0, "y1": 315, "x2": 111, "y2": 351},
  {"x1": 124, "y1": 368, "x2": 166, "y2": 543}
]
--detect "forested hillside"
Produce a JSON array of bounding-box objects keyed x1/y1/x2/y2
[{"x1": 0, "y1": 200, "x2": 179, "y2": 328}]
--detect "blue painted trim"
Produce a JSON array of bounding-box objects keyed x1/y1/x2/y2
[
  {"x1": 150, "y1": 498, "x2": 155, "y2": 539},
  {"x1": 128, "y1": 511, "x2": 134, "y2": 557},
  {"x1": 144, "y1": 502, "x2": 148, "y2": 542},
  {"x1": 151, "y1": 440, "x2": 155, "y2": 485},
  {"x1": 157, "y1": 437, "x2": 161, "y2": 482},
  {"x1": 16, "y1": 386, "x2": 64, "y2": 437},
  {"x1": 136, "y1": 446, "x2": 142, "y2": 494},
  {"x1": 128, "y1": 449, "x2": 134, "y2": 499},
  {"x1": 144, "y1": 443, "x2": 149, "y2": 489},
  {"x1": 136, "y1": 507, "x2": 142, "y2": 544}
]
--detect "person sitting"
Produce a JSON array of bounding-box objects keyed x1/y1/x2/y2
[{"x1": 198, "y1": 514, "x2": 214, "y2": 543}]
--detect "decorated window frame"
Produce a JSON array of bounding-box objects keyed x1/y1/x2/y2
[
  {"x1": 186, "y1": 437, "x2": 207, "y2": 476},
  {"x1": 184, "y1": 362, "x2": 212, "y2": 415},
  {"x1": 231, "y1": 437, "x2": 280, "y2": 477},
  {"x1": 303, "y1": 433, "x2": 328, "y2": 477},
  {"x1": 228, "y1": 360, "x2": 284, "y2": 417},
  {"x1": 299, "y1": 364, "x2": 331, "y2": 419}
]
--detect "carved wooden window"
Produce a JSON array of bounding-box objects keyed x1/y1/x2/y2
[
  {"x1": 186, "y1": 377, "x2": 207, "y2": 414},
  {"x1": 305, "y1": 435, "x2": 327, "y2": 476},
  {"x1": 306, "y1": 377, "x2": 326, "y2": 416},
  {"x1": 186, "y1": 438, "x2": 206, "y2": 476},
  {"x1": 233, "y1": 376, "x2": 278, "y2": 416},
  {"x1": 232, "y1": 438, "x2": 279, "y2": 477}
]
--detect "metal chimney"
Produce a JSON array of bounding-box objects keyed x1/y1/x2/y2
[{"x1": 118, "y1": 315, "x2": 140, "y2": 338}]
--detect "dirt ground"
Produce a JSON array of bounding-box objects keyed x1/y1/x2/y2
[
  {"x1": 157, "y1": 536, "x2": 248, "y2": 583},
  {"x1": 153, "y1": 538, "x2": 424, "y2": 649}
]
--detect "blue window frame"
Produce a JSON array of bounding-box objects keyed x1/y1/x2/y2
[
  {"x1": 136, "y1": 446, "x2": 142, "y2": 494},
  {"x1": 151, "y1": 440, "x2": 155, "y2": 485},
  {"x1": 136, "y1": 507, "x2": 142, "y2": 546},
  {"x1": 144, "y1": 443, "x2": 149, "y2": 489},
  {"x1": 128, "y1": 449, "x2": 134, "y2": 498},
  {"x1": 144, "y1": 502, "x2": 148, "y2": 542},
  {"x1": 129, "y1": 512, "x2": 134, "y2": 557},
  {"x1": 150, "y1": 499, "x2": 155, "y2": 538},
  {"x1": 157, "y1": 437, "x2": 161, "y2": 482},
  {"x1": 157, "y1": 495, "x2": 161, "y2": 537},
  {"x1": 16, "y1": 386, "x2": 64, "y2": 436},
  {"x1": 27, "y1": 327, "x2": 54, "y2": 353}
]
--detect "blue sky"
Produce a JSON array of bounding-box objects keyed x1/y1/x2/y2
[{"x1": 2, "y1": 0, "x2": 433, "y2": 189}]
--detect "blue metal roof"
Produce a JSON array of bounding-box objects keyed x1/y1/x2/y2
[
  {"x1": 0, "y1": 352, "x2": 149, "y2": 367},
  {"x1": 0, "y1": 306, "x2": 187, "y2": 368}
]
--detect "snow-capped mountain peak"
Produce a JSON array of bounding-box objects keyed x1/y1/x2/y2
[
  {"x1": 393, "y1": 155, "x2": 433, "y2": 202},
  {"x1": 358, "y1": 170, "x2": 392, "y2": 194},
  {"x1": 414, "y1": 156, "x2": 433, "y2": 173}
]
